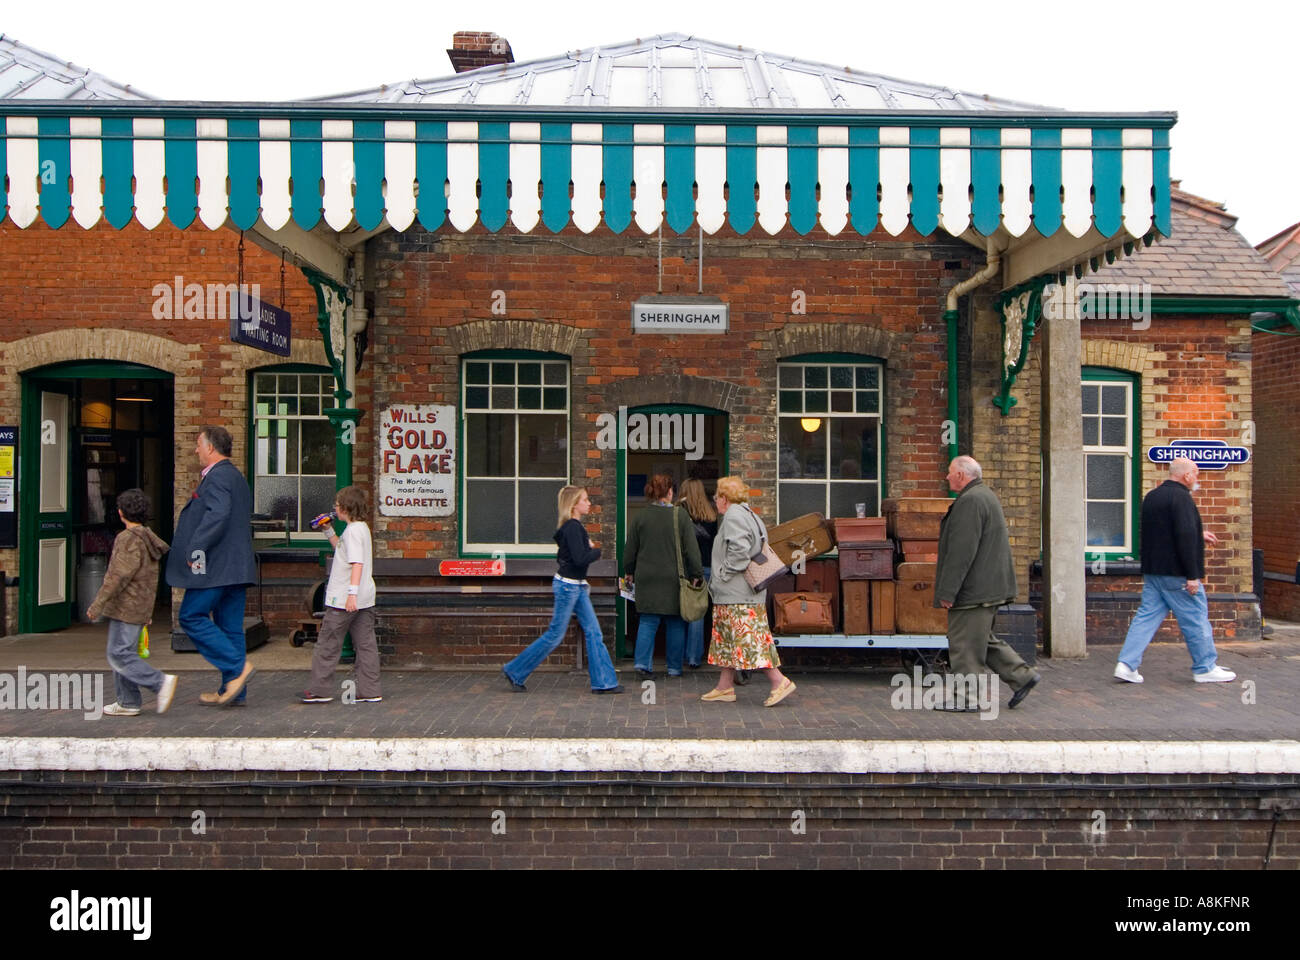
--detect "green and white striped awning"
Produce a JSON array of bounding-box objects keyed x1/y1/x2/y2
[{"x1": 1, "y1": 105, "x2": 1172, "y2": 240}]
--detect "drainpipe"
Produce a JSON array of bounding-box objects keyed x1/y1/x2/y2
[{"x1": 942, "y1": 242, "x2": 1001, "y2": 465}]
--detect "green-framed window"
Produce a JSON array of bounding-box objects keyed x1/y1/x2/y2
[
  {"x1": 1082, "y1": 367, "x2": 1139, "y2": 557},
  {"x1": 461, "y1": 353, "x2": 569, "y2": 554},
  {"x1": 777, "y1": 354, "x2": 884, "y2": 522},
  {"x1": 250, "y1": 365, "x2": 336, "y2": 538}
]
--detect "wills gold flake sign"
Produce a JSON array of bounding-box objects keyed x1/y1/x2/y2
[{"x1": 379, "y1": 405, "x2": 456, "y2": 516}]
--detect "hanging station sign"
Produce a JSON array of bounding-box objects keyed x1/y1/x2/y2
[
  {"x1": 229, "y1": 293, "x2": 292, "y2": 357},
  {"x1": 1147, "y1": 439, "x2": 1251, "y2": 470},
  {"x1": 379, "y1": 405, "x2": 456, "y2": 516},
  {"x1": 632, "y1": 296, "x2": 728, "y2": 334}
]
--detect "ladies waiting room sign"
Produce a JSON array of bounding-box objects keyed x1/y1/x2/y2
[{"x1": 379, "y1": 405, "x2": 456, "y2": 516}]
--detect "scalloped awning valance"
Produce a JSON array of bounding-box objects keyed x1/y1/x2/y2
[{"x1": 1, "y1": 106, "x2": 1172, "y2": 240}]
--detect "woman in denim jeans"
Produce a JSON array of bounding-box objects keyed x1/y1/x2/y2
[{"x1": 502, "y1": 486, "x2": 622, "y2": 694}]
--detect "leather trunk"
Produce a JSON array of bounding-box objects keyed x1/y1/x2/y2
[
  {"x1": 838, "y1": 541, "x2": 893, "y2": 579},
  {"x1": 882, "y1": 498, "x2": 951, "y2": 540},
  {"x1": 895, "y1": 562, "x2": 947, "y2": 634},
  {"x1": 870, "y1": 580, "x2": 896, "y2": 634},
  {"x1": 766, "y1": 512, "x2": 835, "y2": 567},
  {"x1": 842, "y1": 580, "x2": 870, "y2": 635}
]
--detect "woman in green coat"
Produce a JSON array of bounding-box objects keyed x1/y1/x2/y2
[{"x1": 625, "y1": 473, "x2": 703, "y2": 678}]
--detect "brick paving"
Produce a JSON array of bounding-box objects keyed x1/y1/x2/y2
[{"x1": 1, "y1": 631, "x2": 1297, "y2": 742}]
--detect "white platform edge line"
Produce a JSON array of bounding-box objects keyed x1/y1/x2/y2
[{"x1": 2, "y1": 739, "x2": 1298, "y2": 774}]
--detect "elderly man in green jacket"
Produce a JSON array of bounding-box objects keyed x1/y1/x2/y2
[{"x1": 935, "y1": 456, "x2": 1041, "y2": 709}]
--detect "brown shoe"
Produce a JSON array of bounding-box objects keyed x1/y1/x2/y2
[
  {"x1": 199, "y1": 691, "x2": 221, "y2": 705},
  {"x1": 216, "y1": 661, "x2": 256, "y2": 705}
]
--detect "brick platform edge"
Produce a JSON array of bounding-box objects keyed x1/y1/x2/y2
[{"x1": 2, "y1": 739, "x2": 1298, "y2": 868}]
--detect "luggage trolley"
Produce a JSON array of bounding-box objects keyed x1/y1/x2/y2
[{"x1": 764, "y1": 511, "x2": 951, "y2": 674}]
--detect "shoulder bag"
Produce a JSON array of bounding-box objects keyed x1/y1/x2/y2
[
  {"x1": 739, "y1": 506, "x2": 790, "y2": 592},
  {"x1": 674, "y1": 507, "x2": 710, "y2": 622}
]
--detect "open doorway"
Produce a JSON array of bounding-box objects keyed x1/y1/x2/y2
[
  {"x1": 615, "y1": 405, "x2": 727, "y2": 658},
  {"x1": 18, "y1": 362, "x2": 174, "y2": 633}
]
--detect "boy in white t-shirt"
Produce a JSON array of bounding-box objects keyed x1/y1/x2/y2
[{"x1": 301, "y1": 485, "x2": 381, "y2": 703}]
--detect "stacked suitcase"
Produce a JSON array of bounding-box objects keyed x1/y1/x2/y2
[
  {"x1": 832, "y1": 518, "x2": 892, "y2": 635},
  {"x1": 882, "y1": 498, "x2": 951, "y2": 634}
]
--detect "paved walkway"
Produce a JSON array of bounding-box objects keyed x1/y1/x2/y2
[{"x1": 2, "y1": 622, "x2": 1297, "y2": 745}]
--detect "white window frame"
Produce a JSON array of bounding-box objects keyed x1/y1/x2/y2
[
  {"x1": 776, "y1": 359, "x2": 885, "y2": 524},
  {"x1": 1082, "y1": 374, "x2": 1135, "y2": 557},
  {"x1": 251, "y1": 368, "x2": 336, "y2": 542},
  {"x1": 461, "y1": 356, "x2": 570, "y2": 555}
]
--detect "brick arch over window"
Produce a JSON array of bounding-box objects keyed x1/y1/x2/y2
[
  {"x1": 1082, "y1": 339, "x2": 1151, "y2": 374},
  {"x1": 446, "y1": 320, "x2": 582, "y2": 357},
  {"x1": 603, "y1": 374, "x2": 742, "y2": 414},
  {"x1": 776, "y1": 323, "x2": 895, "y2": 361}
]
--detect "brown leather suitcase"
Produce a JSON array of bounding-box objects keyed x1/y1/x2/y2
[
  {"x1": 833, "y1": 517, "x2": 887, "y2": 543},
  {"x1": 883, "y1": 498, "x2": 951, "y2": 540},
  {"x1": 838, "y1": 541, "x2": 893, "y2": 579},
  {"x1": 766, "y1": 512, "x2": 835, "y2": 568},
  {"x1": 895, "y1": 562, "x2": 947, "y2": 634},
  {"x1": 763, "y1": 571, "x2": 798, "y2": 629},
  {"x1": 870, "y1": 580, "x2": 896, "y2": 634},
  {"x1": 842, "y1": 580, "x2": 870, "y2": 635},
  {"x1": 772, "y1": 592, "x2": 835, "y2": 634},
  {"x1": 795, "y1": 558, "x2": 841, "y2": 631},
  {"x1": 899, "y1": 539, "x2": 939, "y2": 562}
]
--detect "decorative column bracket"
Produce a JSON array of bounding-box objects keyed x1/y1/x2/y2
[
  {"x1": 302, "y1": 266, "x2": 363, "y2": 491},
  {"x1": 994, "y1": 277, "x2": 1049, "y2": 415}
]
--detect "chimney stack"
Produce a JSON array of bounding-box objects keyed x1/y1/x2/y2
[{"x1": 447, "y1": 32, "x2": 514, "y2": 73}]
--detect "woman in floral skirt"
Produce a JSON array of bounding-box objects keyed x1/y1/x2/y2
[{"x1": 700, "y1": 476, "x2": 796, "y2": 707}]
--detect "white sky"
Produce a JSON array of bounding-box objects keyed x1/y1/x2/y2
[{"x1": 6, "y1": 0, "x2": 1298, "y2": 244}]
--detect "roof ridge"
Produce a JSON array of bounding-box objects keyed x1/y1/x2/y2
[{"x1": 310, "y1": 32, "x2": 1063, "y2": 111}]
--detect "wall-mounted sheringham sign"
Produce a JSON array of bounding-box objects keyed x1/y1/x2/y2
[
  {"x1": 1147, "y1": 439, "x2": 1251, "y2": 470},
  {"x1": 379, "y1": 405, "x2": 456, "y2": 516},
  {"x1": 632, "y1": 296, "x2": 728, "y2": 334}
]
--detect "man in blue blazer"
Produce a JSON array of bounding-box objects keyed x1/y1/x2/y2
[{"x1": 166, "y1": 425, "x2": 258, "y2": 705}]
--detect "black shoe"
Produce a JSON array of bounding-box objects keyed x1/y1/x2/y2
[
  {"x1": 688, "y1": 662, "x2": 701, "y2": 670},
  {"x1": 734, "y1": 670, "x2": 751, "y2": 686},
  {"x1": 592, "y1": 685, "x2": 624, "y2": 695},
  {"x1": 1008, "y1": 673, "x2": 1041, "y2": 709},
  {"x1": 502, "y1": 668, "x2": 527, "y2": 693},
  {"x1": 635, "y1": 668, "x2": 656, "y2": 680}
]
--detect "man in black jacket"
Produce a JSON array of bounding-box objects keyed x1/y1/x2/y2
[{"x1": 1115, "y1": 457, "x2": 1236, "y2": 684}]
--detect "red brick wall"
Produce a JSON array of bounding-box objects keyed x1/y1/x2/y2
[
  {"x1": 1252, "y1": 327, "x2": 1300, "y2": 620},
  {"x1": 0, "y1": 221, "x2": 371, "y2": 637},
  {"x1": 367, "y1": 227, "x2": 967, "y2": 561}
]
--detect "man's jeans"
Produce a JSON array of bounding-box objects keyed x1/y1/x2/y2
[
  {"x1": 1118, "y1": 574, "x2": 1218, "y2": 674},
  {"x1": 105, "y1": 618, "x2": 164, "y2": 709},
  {"x1": 685, "y1": 567, "x2": 712, "y2": 666},
  {"x1": 179, "y1": 585, "x2": 249, "y2": 701},
  {"x1": 635, "y1": 613, "x2": 687, "y2": 676},
  {"x1": 504, "y1": 578, "x2": 619, "y2": 690}
]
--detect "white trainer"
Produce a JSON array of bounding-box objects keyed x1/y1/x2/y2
[
  {"x1": 1194, "y1": 665, "x2": 1237, "y2": 683},
  {"x1": 103, "y1": 702, "x2": 141, "y2": 717},
  {"x1": 1113, "y1": 662, "x2": 1144, "y2": 684},
  {"x1": 157, "y1": 674, "x2": 179, "y2": 714}
]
